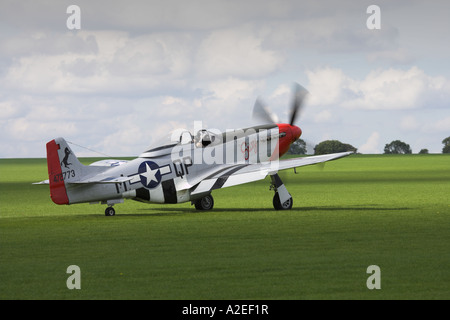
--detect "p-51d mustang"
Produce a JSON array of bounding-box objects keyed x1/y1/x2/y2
[{"x1": 35, "y1": 84, "x2": 352, "y2": 216}]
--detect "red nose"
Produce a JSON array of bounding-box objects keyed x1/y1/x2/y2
[
  {"x1": 274, "y1": 123, "x2": 303, "y2": 158},
  {"x1": 291, "y1": 125, "x2": 302, "y2": 141}
]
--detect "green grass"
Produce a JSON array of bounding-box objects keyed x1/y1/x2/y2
[{"x1": 1, "y1": 154, "x2": 449, "y2": 299}]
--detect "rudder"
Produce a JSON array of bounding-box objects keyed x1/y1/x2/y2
[{"x1": 46, "y1": 137, "x2": 83, "y2": 205}]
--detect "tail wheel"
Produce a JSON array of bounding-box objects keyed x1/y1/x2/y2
[
  {"x1": 195, "y1": 195, "x2": 214, "y2": 210},
  {"x1": 273, "y1": 192, "x2": 293, "y2": 210},
  {"x1": 105, "y1": 206, "x2": 116, "y2": 216}
]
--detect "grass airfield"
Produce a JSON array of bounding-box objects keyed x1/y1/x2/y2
[{"x1": 1, "y1": 154, "x2": 449, "y2": 299}]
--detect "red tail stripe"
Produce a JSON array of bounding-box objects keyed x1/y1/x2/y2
[{"x1": 46, "y1": 140, "x2": 69, "y2": 205}]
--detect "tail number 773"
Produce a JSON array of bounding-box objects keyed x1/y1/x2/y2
[{"x1": 54, "y1": 170, "x2": 76, "y2": 182}]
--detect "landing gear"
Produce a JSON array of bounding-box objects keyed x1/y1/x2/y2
[
  {"x1": 105, "y1": 206, "x2": 116, "y2": 216},
  {"x1": 194, "y1": 194, "x2": 214, "y2": 210},
  {"x1": 273, "y1": 192, "x2": 293, "y2": 210},
  {"x1": 270, "y1": 173, "x2": 293, "y2": 210}
]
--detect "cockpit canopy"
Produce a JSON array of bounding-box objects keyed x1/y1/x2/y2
[
  {"x1": 141, "y1": 128, "x2": 221, "y2": 157},
  {"x1": 194, "y1": 129, "x2": 219, "y2": 147}
]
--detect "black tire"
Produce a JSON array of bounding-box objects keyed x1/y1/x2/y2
[
  {"x1": 105, "y1": 207, "x2": 116, "y2": 216},
  {"x1": 194, "y1": 195, "x2": 214, "y2": 210},
  {"x1": 273, "y1": 192, "x2": 293, "y2": 210}
]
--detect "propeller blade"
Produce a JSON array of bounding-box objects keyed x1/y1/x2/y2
[
  {"x1": 289, "y1": 83, "x2": 309, "y2": 126},
  {"x1": 252, "y1": 97, "x2": 279, "y2": 124}
]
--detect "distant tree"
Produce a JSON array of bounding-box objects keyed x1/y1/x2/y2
[
  {"x1": 384, "y1": 140, "x2": 412, "y2": 154},
  {"x1": 418, "y1": 149, "x2": 429, "y2": 154},
  {"x1": 288, "y1": 139, "x2": 307, "y2": 155},
  {"x1": 314, "y1": 140, "x2": 357, "y2": 155},
  {"x1": 442, "y1": 137, "x2": 450, "y2": 153}
]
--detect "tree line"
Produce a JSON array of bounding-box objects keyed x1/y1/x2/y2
[{"x1": 288, "y1": 136, "x2": 450, "y2": 155}]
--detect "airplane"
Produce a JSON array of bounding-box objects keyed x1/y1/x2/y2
[{"x1": 35, "y1": 84, "x2": 352, "y2": 216}]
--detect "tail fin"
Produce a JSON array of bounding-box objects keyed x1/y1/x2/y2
[{"x1": 46, "y1": 137, "x2": 84, "y2": 204}]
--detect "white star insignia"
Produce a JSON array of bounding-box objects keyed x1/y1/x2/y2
[{"x1": 140, "y1": 163, "x2": 159, "y2": 186}]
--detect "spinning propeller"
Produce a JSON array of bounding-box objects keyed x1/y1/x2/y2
[
  {"x1": 253, "y1": 82, "x2": 309, "y2": 127},
  {"x1": 288, "y1": 83, "x2": 309, "y2": 126},
  {"x1": 252, "y1": 83, "x2": 309, "y2": 156}
]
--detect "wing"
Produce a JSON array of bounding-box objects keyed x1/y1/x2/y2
[
  {"x1": 190, "y1": 151, "x2": 352, "y2": 196},
  {"x1": 273, "y1": 151, "x2": 352, "y2": 171}
]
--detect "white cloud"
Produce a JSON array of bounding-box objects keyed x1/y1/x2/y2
[
  {"x1": 359, "y1": 131, "x2": 380, "y2": 154},
  {"x1": 269, "y1": 84, "x2": 290, "y2": 100},
  {"x1": 195, "y1": 26, "x2": 284, "y2": 79},
  {"x1": 0, "y1": 31, "x2": 98, "y2": 57},
  {"x1": 314, "y1": 110, "x2": 332, "y2": 123},
  {"x1": 2, "y1": 116, "x2": 78, "y2": 143},
  {"x1": 206, "y1": 77, "x2": 261, "y2": 101},
  {"x1": 1, "y1": 1, "x2": 450, "y2": 158},
  {"x1": 0, "y1": 101, "x2": 20, "y2": 119},
  {"x1": 306, "y1": 67, "x2": 351, "y2": 106},
  {"x1": 345, "y1": 67, "x2": 428, "y2": 110},
  {"x1": 436, "y1": 117, "x2": 450, "y2": 132},
  {"x1": 1, "y1": 30, "x2": 194, "y2": 95},
  {"x1": 427, "y1": 117, "x2": 450, "y2": 133},
  {"x1": 305, "y1": 66, "x2": 450, "y2": 111},
  {"x1": 367, "y1": 48, "x2": 415, "y2": 65},
  {"x1": 198, "y1": 77, "x2": 265, "y2": 127}
]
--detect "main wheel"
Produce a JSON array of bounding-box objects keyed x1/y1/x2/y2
[
  {"x1": 194, "y1": 195, "x2": 214, "y2": 210},
  {"x1": 273, "y1": 192, "x2": 293, "y2": 210},
  {"x1": 105, "y1": 206, "x2": 116, "y2": 216}
]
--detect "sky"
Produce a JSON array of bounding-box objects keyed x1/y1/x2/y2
[{"x1": 0, "y1": 0, "x2": 449, "y2": 157}]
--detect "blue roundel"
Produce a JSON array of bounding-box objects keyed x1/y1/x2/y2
[{"x1": 138, "y1": 161, "x2": 161, "y2": 189}]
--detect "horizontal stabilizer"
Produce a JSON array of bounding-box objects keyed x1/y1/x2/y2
[
  {"x1": 33, "y1": 180, "x2": 49, "y2": 185},
  {"x1": 69, "y1": 176, "x2": 133, "y2": 184},
  {"x1": 33, "y1": 173, "x2": 132, "y2": 185}
]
